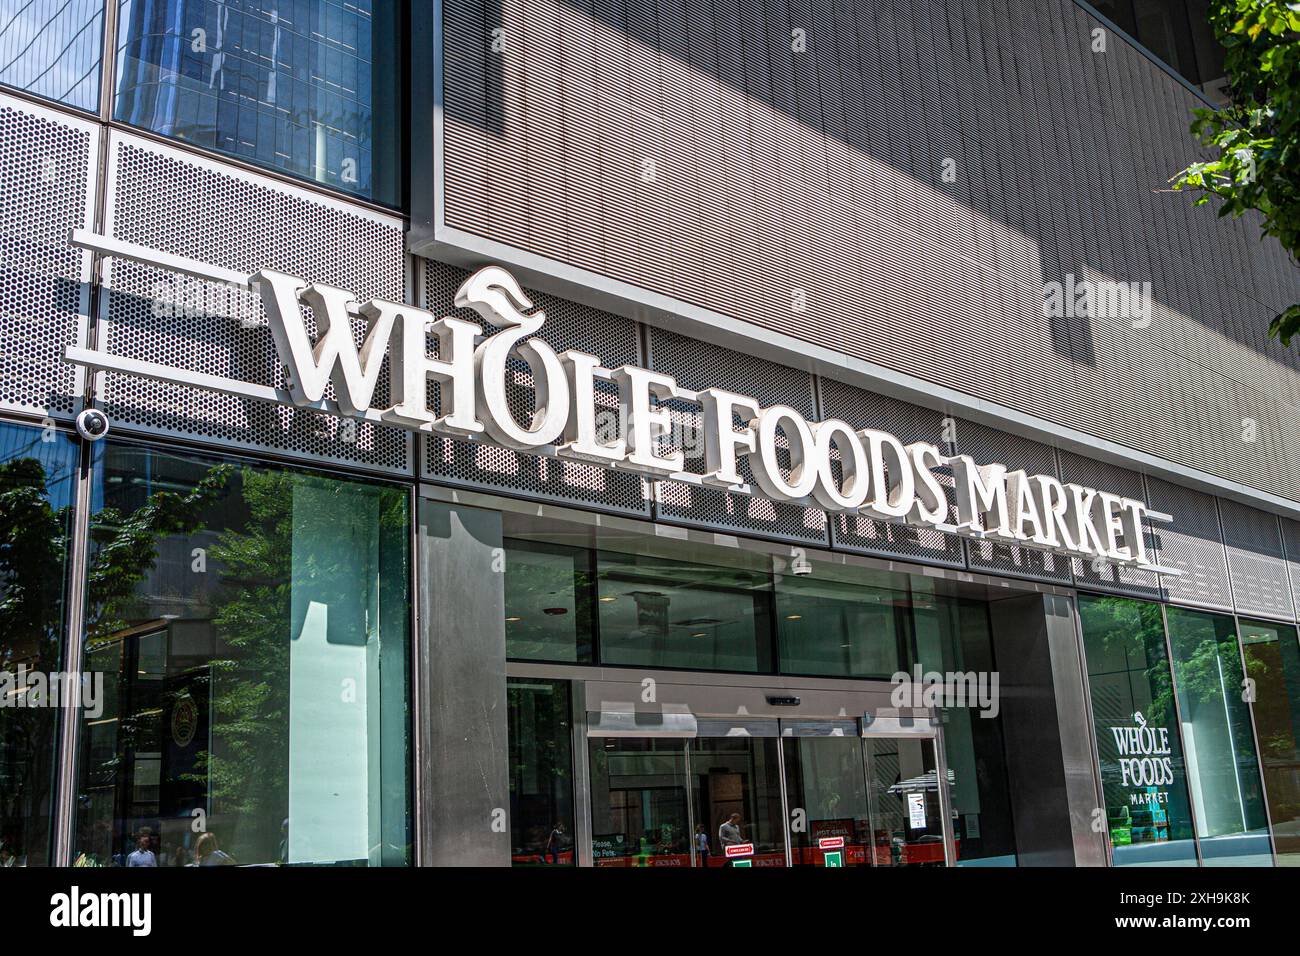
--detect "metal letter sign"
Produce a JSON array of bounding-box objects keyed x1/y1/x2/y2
[{"x1": 64, "y1": 230, "x2": 1179, "y2": 574}]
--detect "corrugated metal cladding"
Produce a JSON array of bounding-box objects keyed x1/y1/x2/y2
[
  {"x1": 0, "y1": 96, "x2": 95, "y2": 421},
  {"x1": 99, "y1": 132, "x2": 412, "y2": 474},
  {"x1": 440, "y1": 0, "x2": 1300, "y2": 504}
]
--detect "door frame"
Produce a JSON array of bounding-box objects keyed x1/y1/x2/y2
[{"x1": 549, "y1": 663, "x2": 957, "y2": 867}]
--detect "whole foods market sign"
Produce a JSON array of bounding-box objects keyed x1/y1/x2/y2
[{"x1": 66, "y1": 230, "x2": 1175, "y2": 573}]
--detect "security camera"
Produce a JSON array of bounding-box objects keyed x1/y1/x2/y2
[
  {"x1": 75, "y1": 408, "x2": 110, "y2": 442},
  {"x1": 791, "y1": 561, "x2": 813, "y2": 576}
]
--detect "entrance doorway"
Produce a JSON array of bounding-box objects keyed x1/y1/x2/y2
[{"x1": 586, "y1": 718, "x2": 953, "y2": 867}]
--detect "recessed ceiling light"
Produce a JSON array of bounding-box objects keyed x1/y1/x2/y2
[
  {"x1": 505, "y1": 616, "x2": 521, "y2": 622},
  {"x1": 692, "y1": 632, "x2": 707, "y2": 638},
  {"x1": 599, "y1": 596, "x2": 616, "y2": 603},
  {"x1": 786, "y1": 614, "x2": 802, "y2": 621}
]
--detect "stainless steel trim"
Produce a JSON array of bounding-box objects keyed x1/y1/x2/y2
[
  {"x1": 776, "y1": 734, "x2": 792, "y2": 868},
  {"x1": 52, "y1": 437, "x2": 94, "y2": 865},
  {"x1": 1071, "y1": 592, "x2": 1115, "y2": 867},
  {"x1": 571, "y1": 680, "x2": 594, "y2": 868},
  {"x1": 684, "y1": 741, "x2": 697, "y2": 868},
  {"x1": 1233, "y1": 615, "x2": 1281, "y2": 867},
  {"x1": 1159, "y1": 601, "x2": 1205, "y2": 867},
  {"x1": 933, "y1": 730, "x2": 957, "y2": 867}
]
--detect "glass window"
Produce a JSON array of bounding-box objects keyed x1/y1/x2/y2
[
  {"x1": 0, "y1": 0, "x2": 103, "y2": 111},
  {"x1": 775, "y1": 563, "x2": 909, "y2": 679},
  {"x1": 588, "y1": 737, "x2": 690, "y2": 867},
  {"x1": 1165, "y1": 605, "x2": 1272, "y2": 866},
  {"x1": 504, "y1": 539, "x2": 592, "y2": 663},
  {"x1": 690, "y1": 735, "x2": 787, "y2": 867},
  {"x1": 72, "y1": 442, "x2": 410, "y2": 867},
  {"x1": 1239, "y1": 618, "x2": 1300, "y2": 865},
  {"x1": 0, "y1": 420, "x2": 79, "y2": 867},
  {"x1": 1079, "y1": 595, "x2": 1199, "y2": 866},
  {"x1": 596, "y1": 547, "x2": 773, "y2": 672},
  {"x1": 912, "y1": 584, "x2": 1018, "y2": 866},
  {"x1": 506, "y1": 678, "x2": 575, "y2": 866},
  {"x1": 782, "y1": 735, "x2": 871, "y2": 866},
  {"x1": 113, "y1": 0, "x2": 402, "y2": 206}
]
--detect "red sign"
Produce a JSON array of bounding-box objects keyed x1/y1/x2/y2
[
  {"x1": 817, "y1": 836, "x2": 845, "y2": 850},
  {"x1": 724, "y1": 842, "x2": 755, "y2": 858}
]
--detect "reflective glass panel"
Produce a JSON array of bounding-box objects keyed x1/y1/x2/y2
[
  {"x1": 596, "y1": 548, "x2": 773, "y2": 672},
  {"x1": 1239, "y1": 618, "x2": 1300, "y2": 865},
  {"x1": 113, "y1": 0, "x2": 402, "y2": 205},
  {"x1": 503, "y1": 539, "x2": 592, "y2": 663},
  {"x1": 72, "y1": 443, "x2": 410, "y2": 867},
  {"x1": 0, "y1": 420, "x2": 79, "y2": 867},
  {"x1": 1166, "y1": 605, "x2": 1272, "y2": 866},
  {"x1": 588, "y1": 737, "x2": 690, "y2": 867},
  {"x1": 782, "y1": 735, "x2": 870, "y2": 866},
  {"x1": 865, "y1": 736, "x2": 946, "y2": 866},
  {"x1": 0, "y1": 0, "x2": 103, "y2": 110},
  {"x1": 775, "y1": 562, "x2": 909, "y2": 678},
  {"x1": 1080, "y1": 594, "x2": 1198, "y2": 866},
  {"x1": 507, "y1": 678, "x2": 575, "y2": 866},
  {"x1": 912, "y1": 584, "x2": 1017, "y2": 866},
  {"x1": 690, "y1": 735, "x2": 786, "y2": 867}
]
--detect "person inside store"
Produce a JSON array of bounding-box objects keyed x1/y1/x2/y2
[
  {"x1": 126, "y1": 827, "x2": 157, "y2": 867},
  {"x1": 191, "y1": 832, "x2": 236, "y2": 866},
  {"x1": 718, "y1": 813, "x2": 744, "y2": 865},
  {"x1": 695, "y1": 824, "x2": 711, "y2": 866},
  {"x1": 545, "y1": 821, "x2": 567, "y2": 864}
]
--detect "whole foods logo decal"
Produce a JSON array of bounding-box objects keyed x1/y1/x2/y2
[{"x1": 1111, "y1": 711, "x2": 1175, "y2": 800}]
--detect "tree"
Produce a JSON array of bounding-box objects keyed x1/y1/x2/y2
[
  {"x1": 1171, "y1": 1, "x2": 1300, "y2": 341},
  {"x1": 1175, "y1": 0, "x2": 1294, "y2": 335}
]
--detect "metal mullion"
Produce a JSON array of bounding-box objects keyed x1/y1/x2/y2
[
  {"x1": 571, "y1": 681, "x2": 594, "y2": 867},
  {"x1": 862, "y1": 735, "x2": 879, "y2": 867},
  {"x1": 1071, "y1": 592, "x2": 1118, "y2": 866},
  {"x1": 684, "y1": 740, "x2": 697, "y2": 868},
  {"x1": 1214, "y1": 498, "x2": 1278, "y2": 866},
  {"x1": 97, "y1": 0, "x2": 119, "y2": 125},
  {"x1": 1159, "y1": 602, "x2": 1204, "y2": 867},
  {"x1": 1233, "y1": 615, "x2": 1280, "y2": 867},
  {"x1": 52, "y1": 437, "x2": 95, "y2": 865},
  {"x1": 933, "y1": 727, "x2": 956, "y2": 867},
  {"x1": 772, "y1": 734, "x2": 790, "y2": 867}
]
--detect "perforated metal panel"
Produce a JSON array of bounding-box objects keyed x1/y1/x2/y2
[
  {"x1": 1058, "y1": 450, "x2": 1161, "y2": 598},
  {"x1": 818, "y1": 378, "x2": 964, "y2": 567},
  {"x1": 420, "y1": 257, "x2": 651, "y2": 515},
  {"x1": 98, "y1": 133, "x2": 411, "y2": 474},
  {"x1": 1280, "y1": 518, "x2": 1300, "y2": 621},
  {"x1": 1146, "y1": 476, "x2": 1233, "y2": 611},
  {"x1": 1219, "y1": 499, "x2": 1294, "y2": 620},
  {"x1": 954, "y1": 421, "x2": 1073, "y2": 583},
  {"x1": 0, "y1": 94, "x2": 96, "y2": 420},
  {"x1": 648, "y1": 326, "x2": 828, "y2": 546}
]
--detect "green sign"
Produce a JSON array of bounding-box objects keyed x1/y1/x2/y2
[
  {"x1": 823, "y1": 850, "x2": 844, "y2": 868},
  {"x1": 731, "y1": 859, "x2": 752, "y2": 868}
]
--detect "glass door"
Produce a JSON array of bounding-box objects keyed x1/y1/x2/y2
[
  {"x1": 585, "y1": 725, "x2": 955, "y2": 867},
  {"x1": 688, "y1": 735, "x2": 787, "y2": 867},
  {"x1": 782, "y1": 732, "x2": 872, "y2": 866},
  {"x1": 588, "y1": 738, "x2": 692, "y2": 867},
  {"x1": 865, "y1": 736, "x2": 950, "y2": 866}
]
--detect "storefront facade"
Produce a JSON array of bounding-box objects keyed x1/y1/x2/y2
[{"x1": 1, "y1": 0, "x2": 1299, "y2": 869}]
